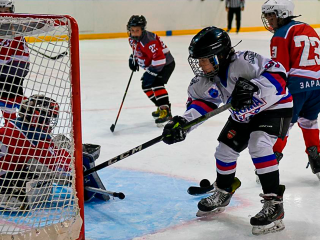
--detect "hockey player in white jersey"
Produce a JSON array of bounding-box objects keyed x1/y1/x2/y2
[{"x1": 162, "y1": 26, "x2": 293, "y2": 235}]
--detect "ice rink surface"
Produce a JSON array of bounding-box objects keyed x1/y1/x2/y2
[{"x1": 80, "y1": 30, "x2": 320, "y2": 240}]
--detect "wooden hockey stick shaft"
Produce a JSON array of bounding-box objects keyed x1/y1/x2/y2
[
  {"x1": 84, "y1": 103, "x2": 231, "y2": 176},
  {"x1": 28, "y1": 46, "x2": 68, "y2": 60}
]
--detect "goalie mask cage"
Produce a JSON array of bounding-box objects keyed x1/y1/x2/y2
[{"x1": 0, "y1": 14, "x2": 84, "y2": 240}]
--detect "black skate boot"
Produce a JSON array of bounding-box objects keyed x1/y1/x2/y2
[
  {"x1": 307, "y1": 146, "x2": 320, "y2": 179},
  {"x1": 152, "y1": 107, "x2": 160, "y2": 119},
  {"x1": 196, "y1": 177, "x2": 241, "y2": 217},
  {"x1": 155, "y1": 105, "x2": 172, "y2": 127},
  {"x1": 250, "y1": 185, "x2": 285, "y2": 235}
]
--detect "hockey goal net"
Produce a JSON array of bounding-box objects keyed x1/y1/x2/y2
[{"x1": 0, "y1": 14, "x2": 84, "y2": 240}]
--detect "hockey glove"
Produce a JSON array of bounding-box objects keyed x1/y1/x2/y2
[
  {"x1": 129, "y1": 54, "x2": 139, "y2": 72},
  {"x1": 231, "y1": 77, "x2": 259, "y2": 111},
  {"x1": 162, "y1": 116, "x2": 188, "y2": 145}
]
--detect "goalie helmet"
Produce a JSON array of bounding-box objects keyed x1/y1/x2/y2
[
  {"x1": 261, "y1": 0, "x2": 295, "y2": 32},
  {"x1": 188, "y1": 26, "x2": 234, "y2": 77},
  {"x1": 18, "y1": 95, "x2": 59, "y2": 133},
  {"x1": 0, "y1": 0, "x2": 15, "y2": 13}
]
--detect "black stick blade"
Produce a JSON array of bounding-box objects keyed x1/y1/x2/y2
[
  {"x1": 110, "y1": 124, "x2": 115, "y2": 132},
  {"x1": 187, "y1": 184, "x2": 214, "y2": 196}
]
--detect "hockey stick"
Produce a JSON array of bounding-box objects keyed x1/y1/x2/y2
[
  {"x1": 84, "y1": 103, "x2": 231, "y2": 176},
  {"x1": 85, "y1": 186, "x2": 125, "y2": 200},
  {"x1": 110, "y1": 70, "x2": 134, "y2": 132},
  {"x1": 28, "y1": 46, "x2": 68, "y2": 60}
]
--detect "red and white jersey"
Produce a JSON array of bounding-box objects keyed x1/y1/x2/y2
[
  {"x1": 129, "y1": 31, "x2": 174, "y2": 73},
  {"x1": 0, "y1": 36, "x2": 30, "y2": 65},
  {"x1": 0, "y1": 120, "x2": 71, "y2": 176},
  {"x1": 270, "y1": 21, "x2": 320, "y2": 94}
]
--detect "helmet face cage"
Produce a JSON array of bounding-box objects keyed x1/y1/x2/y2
[
  {"x1": 188, "y1": 55, "x2": 220, "y2": 78},
  {"x1": 188, "y1": 26, "x2": 232, "y2": 78},
  {"x1": 261, "y1": 0, "x2": 294, "y2": 32},
  {"x1": 19, "y1": 95, "x2": 59, "y2": 133},
  {"x1": 127, "y1": 15, "x2": 147, "y2": 40},
  {"x1": 261, "y1": 13, "x2": 275, "y2": 33},
  {"x1": 0, "y1": 0, "x2": 14, "y2": 12}
]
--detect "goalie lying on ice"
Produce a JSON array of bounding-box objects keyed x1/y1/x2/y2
[{"x1": 0, "y1": 94, "x2": 109, "y2": 211}]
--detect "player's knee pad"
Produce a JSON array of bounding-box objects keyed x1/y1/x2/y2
[
  {"x1": 215, "y1": 143, "x2": 239, "y2": 175},
  {"x1": 248, "y1": 130, "x2": 277, "y2": 157},
  {"x1": 215, "y1": 142, "x2": 240, "y2": 161},
  {"x1": 298, "y1": 117, "x2": 318, "y2": 129}
]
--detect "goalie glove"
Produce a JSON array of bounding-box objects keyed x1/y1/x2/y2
[
  {"x1": 231, "y1": 77, "x2": 259, "y2": 111},
  {"x1": 162, "y1": 116, "x2": 188, "y2": 145}
]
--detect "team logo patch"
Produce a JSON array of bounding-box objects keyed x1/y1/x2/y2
[
  {"x1": 243, "y1": 51, "x2": 257, "y2": 64},
  {"x1": 227, "y1": 130, "x2": 236, "y2": 139},
  {"x1": 208, "y1": 88, "x2": 219, "y2": 98},
  {"x1": 232, "y1": 97, "x2": 267, "y2": 121}
]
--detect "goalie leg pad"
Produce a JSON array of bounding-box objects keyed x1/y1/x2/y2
[
  {"x1": 0, "y1": 173, "x2": 52, "y2": 211},
  {"x1": 83, "y1": 145, "x2": 109, "y2": 202}
]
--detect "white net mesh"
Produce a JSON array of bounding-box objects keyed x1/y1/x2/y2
[{"x1": 0, "y1": 15, "x2": 82, "y2": 240}]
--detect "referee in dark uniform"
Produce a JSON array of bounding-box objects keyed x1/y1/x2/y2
[{"x1": 226, "y1": 0, "x2": 245, "y2": 33}]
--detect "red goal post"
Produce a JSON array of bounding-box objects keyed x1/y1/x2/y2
[{"x1": 0, "y1": 14, "x2": 84, "y2": 240}]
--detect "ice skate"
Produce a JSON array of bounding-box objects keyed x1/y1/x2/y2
[
  {"x1": 250, "y1": 185, "x2": 285, "y2": 235},
  {"x1": 196, "y1": 177, "x2": 241, "y2": 217},
  {"x1": 155, "y1": 105, "x2": 172, "y2": 127},
  {"x1": 152, "y1": 107, "x2": 160, "y2": 119},
  {"x1": 307, "y1": 146, "x2": 320, "y2": 180}
]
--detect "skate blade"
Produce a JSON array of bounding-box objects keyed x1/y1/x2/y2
[
  {"x1": 196, "y1": 207, "x2": 225, "y2": 217},
  {"x1": 156, "y1": 123, "x2": 165, "y2": 128},
  {"x1": 252, "y1": 220, "x2": 285, "y2": 235},
  {"x1": 316, "y1": 172, "x2": 320, "y2": 180}
]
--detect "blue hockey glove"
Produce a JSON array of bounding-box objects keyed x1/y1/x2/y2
[
  {"x1": 129, "y1": 54, "x2": 139, "y2": 72},
  {"x1": 162, "y1": 116, "x2": 188, "y2": 145}
]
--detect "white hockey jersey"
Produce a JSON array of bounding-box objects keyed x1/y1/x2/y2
[{"x1": 183, "y1": 51, "x2": 293, "y2": 128}]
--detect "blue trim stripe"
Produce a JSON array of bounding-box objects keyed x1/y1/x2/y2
[
  {"x1": 187, "y1": 104, "x2": 208, "y2": 115},
  {"x1": 262, "y1": 72, "x2": 283, "y2": 95},
  {"x1": 280, "y1": 92, "x2": 292, "y2": 100},
  {"x1": 0, "y1": 101, "x2": 13, "y2": 108},
  {"x1": 216, "y1": 158, "x2": 236, "y2": 167},
  {"x1": 252, "y1": 154, "x2": 276, "y2": 164},
  {"x1": 166, "y1": 30, "x2": 172, "y2": 36}
]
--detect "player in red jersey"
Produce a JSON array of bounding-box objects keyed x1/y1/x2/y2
[
  {"x1": 262, "y1": 0, "x2": 320, "y2": 178},
  {"x1": 0, "y1": 0, "x2": 30, "y2": 123},
  {"x1": 127, "y1": 15, "x2": 175, "y2": 126}
]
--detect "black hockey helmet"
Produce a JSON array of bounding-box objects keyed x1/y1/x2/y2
[
  {"x1": 18, "y1": 94, "x2": 60, "y2": 133},
  {"x1": 127, "y1": 15, "x2": 147, "y2": 32},
  {"x1": 188, "y1": 26, "x2": 234, "y2": 77}
]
